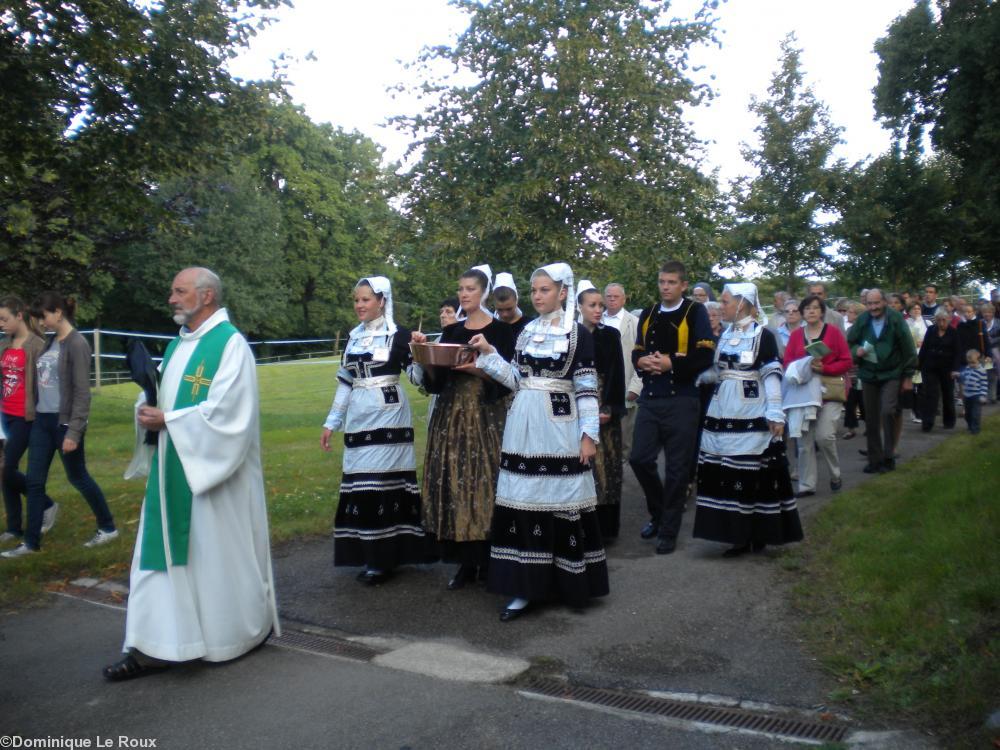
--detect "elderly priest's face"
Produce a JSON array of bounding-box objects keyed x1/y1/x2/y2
[{"x1": 170, "y1": 269, "x2": 207, "y2": 326}]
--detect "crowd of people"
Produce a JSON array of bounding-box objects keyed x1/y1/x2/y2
[
  {"x1": 321, "y1": 260, "x2": 811, "y2": 624},
  {"x1": 0, "y1": 265, "x2": 994, "y2": 683},
  {"x1": 326, "y1": 272, "x2": 996, "y2": 605}
]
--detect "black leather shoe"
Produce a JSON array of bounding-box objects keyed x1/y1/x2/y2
[
  {"x1": 862, "y1": 464, "x2": 883, "y2": 474},
  {"x1": 447, "y1": 564, "x2": 476, "y2": 590},
  {"x1": 830, "y1": 478, "x2": 842, "y2": 491},
  {"x1": 655, "y1": 538, "x2": 676, "y2": 555},
  {"x1": 640, "y1": 521, "x2": 658, "y2": 539},
  {"x1": 858, "y1": 448, "x2": 868, "y2": 456},
  {"x1": 722, "y1": 543, "x2": 751, "y2": 558},
  {"x1": 102, "y1": 653, "x2": 169, "y2": 682},
  {"x1": 500, "y1": 604, "x2": 529, "y2": 622},
  {"x1": 883, "y1": 458, "x2": 896, "y2": 471},
  {"x1": 794, "y1": 490, "x2": 816, "y2": 499},
  {"x1": 358, "y1": 570, "x2": 390, "y2": 586}
]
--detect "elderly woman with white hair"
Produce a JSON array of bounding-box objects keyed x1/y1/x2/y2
[
  {"x1": 917, "y1": 307, "x2": 962, "y2": 431},
  {"x1": 692, "y1": 282, "x2": 803, "y2": 557}
]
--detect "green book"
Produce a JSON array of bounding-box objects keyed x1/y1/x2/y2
[{"x1": 805, "y1": 339, "x2": 831, "y2": 358}]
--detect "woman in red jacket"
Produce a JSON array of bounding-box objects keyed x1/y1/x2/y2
[{"x1": 783, "y1": 295, "x2": 852, "y2": 496}]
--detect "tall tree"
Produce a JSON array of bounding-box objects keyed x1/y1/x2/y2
[
  {"x1": 873, "y1": 0, "x2": 1000, "y2": 283},
  {"x1": 248, "y1": 103, "x2": 401, "y2": 336},
  {"x1": 111, "y1": 101, "x2": 402, "y2": 338},
  {"x1": 728, "y1": 34, "x2": 843, "y2": 293},
  {"x1": 0, "y1": 0, "x2": 286, "y2": 318},
  {"x1": 832, "y1": 145, "x2": 957, "y2": 292},
  {"x1": 111, "y1": 162, "x2": 287, "y2": 339},
  {"x1": 393, "y1": 0, "x2": 721, "y2": 301}
]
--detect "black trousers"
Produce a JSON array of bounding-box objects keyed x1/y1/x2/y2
[
  {"x1": 844, "y1": 382, "x2": 864, "y2": 429},
  {"x1": 629, "y1": 395, "x2": 700, "y2": 543},
  {"x1": 861, "y1": 379, "x2": 899, "y2": 468},
  {"x1": 920, "y1": 367, "x2": 955, "y2": 430}
]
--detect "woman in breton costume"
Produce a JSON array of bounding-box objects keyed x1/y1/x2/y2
[
  {"x1": 469, "y1": 263, "x2": 609, "y2": 621},
  {"x1": 321, "y1": 277, "x2": 426, "y2": 585},
  {"x1": 410, "y1": 265, "x2": 515, "y2": 589},
  {"x1": 576, "y1": 280, "x2": 625, "y2": 541},
  {"x1": 692, "y1": 282, "x2": 803, "y2": 557}
]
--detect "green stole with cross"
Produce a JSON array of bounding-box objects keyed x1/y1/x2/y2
[{"x1": 139, "y1": 320, "x2": 239, "y2": 571}]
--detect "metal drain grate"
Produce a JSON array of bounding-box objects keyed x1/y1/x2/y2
[
  {"x1": 522, "y1": 678, "x2": 848, "y2": 744},
  {"x1": 270, "y1": 628, "x2": 382, "y2": 662}
]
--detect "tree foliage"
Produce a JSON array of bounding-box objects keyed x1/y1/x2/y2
[
  {"x1": 0, "y1": 0, "x2": 288, "y2": 317},
  {"x1": 393, "y1": 0, "x2": 722, "y2": 311},
  {"x1": 246, "y1": 102, "x2": 400, "y2": 337},
  {"x1": 108, "y1": 102, "x2": 401, "y2": 339},
  {"x1": 728, "y1": 34, "x2": 843, "y2": 293},
  {"x1": 832, "y1": 145, "x2": 957, "y2": 292},
  {"x1": 110, "y1": 162, "x2": 285, "y2": 338},
  {"x1": 873, "y1": 0, "x2": 1000, "y2": 282}
]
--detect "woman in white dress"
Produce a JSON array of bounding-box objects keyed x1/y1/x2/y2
[
  {"x1": 321, "y1": 277, "x2": 426, "y2": 585},
  {"x1": 692, "y1": 283, "x2": 803, "y2": 557},
  {"x1": 469, "y1": 263, "x2": 609, "y2": 621}
]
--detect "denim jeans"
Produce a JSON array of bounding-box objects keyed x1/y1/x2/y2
[
  {"x1": 963, "y1": 397, "x2": 982, "y2": 435},
  {"x1": 25, "y1": 412, "x2": 115, "y2": 549},
  {"x1": 1, "y1": 413, "x2": 54, "y2": 536}
]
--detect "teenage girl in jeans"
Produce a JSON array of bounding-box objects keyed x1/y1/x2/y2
[
  {"x1": 2, "y1": 292, "x2": 117, "y2": 558},
  {"x1": 0, "y1": 296, "x2": 59, "y2": 546}
]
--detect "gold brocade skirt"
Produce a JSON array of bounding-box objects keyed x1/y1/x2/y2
[
  {"x1": 594, "y1": 415, "x2": 623, "y2": 507},
  {"x1": 592, "y1": 414, "x2": 623, "y2": 539},
  {"x1": 421, "y1": 372, "x2": 508, "y2": 543}
]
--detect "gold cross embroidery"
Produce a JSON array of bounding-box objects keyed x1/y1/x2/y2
[{"x1": 183, "y1": 361, "x2": 212, "y2": 398}]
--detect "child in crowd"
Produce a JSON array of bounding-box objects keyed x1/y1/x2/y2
[{"x1": 959, "y1": 349, "x2": 988, "y2": 435}]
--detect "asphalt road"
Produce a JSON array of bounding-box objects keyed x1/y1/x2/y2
[{"x1": 2, "y1": 405, "x2": 975, "y2": 749}]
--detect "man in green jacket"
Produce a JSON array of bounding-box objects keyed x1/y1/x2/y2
[{"x1": 846, "y1": 289, "x2": 918, "y2": 473}]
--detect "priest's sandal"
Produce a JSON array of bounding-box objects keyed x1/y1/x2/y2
[{"x1": 102, "y1": 653, "x2": 169, "y2": 682}]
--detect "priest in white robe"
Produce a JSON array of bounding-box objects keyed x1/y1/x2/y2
[{"x1": 104, "y1": 267, "x2": 279, "y2": 681}]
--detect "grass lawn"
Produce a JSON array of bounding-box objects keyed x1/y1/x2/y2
[
  {"x1": 790, "y1": 411, "x2": 1000, "y2": 748},
  {"x1": 0, "y1": 358, "x2": 430, "y2": 607}
]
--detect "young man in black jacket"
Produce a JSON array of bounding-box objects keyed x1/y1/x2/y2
[{"x1": 630, "y1": 260, "x2": 715, "y2": 555}]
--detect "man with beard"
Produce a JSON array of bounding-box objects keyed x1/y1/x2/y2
[{"x1": 103, "y1": 267, "x2": 279, "y2": 681}]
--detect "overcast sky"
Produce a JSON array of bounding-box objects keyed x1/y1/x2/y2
[{"x1": 231, "y1": 0, "x2": 917, "y2": 182}]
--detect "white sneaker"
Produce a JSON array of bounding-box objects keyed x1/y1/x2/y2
[
  {"x1": 41, "y1": 502, "x2": 59, "y2": 534},
  {"x1": 2, "y1": 543, "x2": 37, "y2": 559},
  {"x1": 0, "y1": 531, "x2": 21, "y2": 544},
  {"x1": 84, "y1": 529, "x2": 120, "y2": 548}
]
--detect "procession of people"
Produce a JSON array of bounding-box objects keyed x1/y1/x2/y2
[{"x1": 1, "y1": 261, "x2": 993, "y2": 684}]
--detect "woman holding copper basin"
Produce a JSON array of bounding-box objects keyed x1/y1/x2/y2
[{"x1": 410, "y1": 265, "x2": 515, "y2": 589}]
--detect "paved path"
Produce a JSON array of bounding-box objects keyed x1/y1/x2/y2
[
  {"x1": 273, "y1": 411, "x2": 975, "y2": 707},
  {"x1": 3, "y1": 407, "x2": 978, "y2": 749}
]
